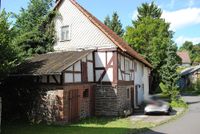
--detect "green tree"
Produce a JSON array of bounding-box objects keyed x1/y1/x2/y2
[
  {"x1": 160, "y1": 45, "x2": 180, "y2": 101},
  {"x1": 179, "y1": 41, "x2": 193, "y2": 51},
  {"x1": 104, "y1": 16, "x2": 111, "y2": 28},
  {"x1": 179, "y1": 41, "x2": 200, "y2": 64},
  {"x1": 13, "y1": 0, "x2": 55, "y2": 56},
  {"x1": 137, "y1": 2, "x2": 162, "y2": 21},
  {"x1": 191, "y1": 44, "x2": 200, "y2": 63},
  {"x1": 0, "y1": 10, "x2": 21, "y2": 80},
  {"x1": 124, "y1": 2, "x2": 174, "y2": 91},
  {"x1": 104, "y1": 12, "x2": 124, "y2": 37}
]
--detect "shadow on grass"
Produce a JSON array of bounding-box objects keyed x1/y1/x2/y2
[
  {"x1": 2, "y1": 117, "x2": 166, "y2": 134},
  {"x1": 2, "y1": 125, "x2": 166, "y2": 134},
  {"x1": 75, "y1": 116, "x2": 118, "y2": 125}
]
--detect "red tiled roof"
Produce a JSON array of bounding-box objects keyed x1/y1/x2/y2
[
  {"x1": 177, "y1": 51, "x2": 191, "y2": 64},
  {"x1": 54, "y1": 0, "x2": 152, "y2": 68}
]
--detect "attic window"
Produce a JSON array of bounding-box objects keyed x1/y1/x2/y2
[{"x1": 61, "y1": 25, "x2": 70, "y2": 41}]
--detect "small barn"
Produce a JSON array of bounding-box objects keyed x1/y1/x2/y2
[{"x1": 12, "y1": 51, "x2": 96, "y2": 123}]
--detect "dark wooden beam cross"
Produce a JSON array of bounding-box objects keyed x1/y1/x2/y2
[
  {"x1": 98, "y1": 55, "x2": 114, "y2": 82},
  {"x1": 52, "y1": 75, "x2": 59, "y2": 84}
]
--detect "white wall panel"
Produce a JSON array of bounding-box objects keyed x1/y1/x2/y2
[
  {"x1": 87, "y1": 53, "x2": 93, "y2": 61},
  {"x1": 131, "y1": 72, "x2": 134, "y2": 80},
  {"x1": 125, "y1": 74, "x2": 129, "y2": 81},
  {"x1": 125, "y1": 58, "x2": 130, "y2": 72},
  {"x1": 143, "y1": 67, "x2": 150, "y2": 100},
  {"x1": 118, "y1": 69, "x2": 122, "y2": 80},
  {"x1": 87, "y1": 62, "x2": 94, "y2": 82},
  {"x1": 107, "y1": 52, "x2": 113, "y2": 65},
  {"x1": 130, "y1": 60, "x2": 133, "y2": 70},
  {"x1": 102, "y1": 68, "x2": 113, "y2": 82},
  {"x1": 82, "y1": 57, "x2": 86, "y2": 62},
  {"x1": 67, "y1": 66, "x2": 73, "y2": 71},
  {"x1": 95, "y1": 52, "x2": 106, "y2": 67},
  {"x1": 65, "y1": 73, "x2": 73, "y2": 83},
  {"x1": 74, "y1": 61, "x2": 81, "y2": 71},
  {"x1": 121, "y1": 55, "x2": 124, "y2": 71},
  {"x1": 95, "y1": 70, "x2": 104, "y2": 82},
  {"x1": 54, "y1": 0, "x2": 116, "y2": 51},
  {"x1": 74, "y1": 73, "x2": 81, "y2": 82}
]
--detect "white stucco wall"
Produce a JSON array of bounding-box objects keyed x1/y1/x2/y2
[
  {"x1": 134, "y1": 61, "x2": 144, "y2": 106},
  {"x1": 134, "y1": 61, "x2": 150, "y2": 107},
  {"x1": 54, "y1": 0, "x2": 116, "y2": 51},
  {"x1": 143, "y1": 67, "x2": 150, "y2": 100}
]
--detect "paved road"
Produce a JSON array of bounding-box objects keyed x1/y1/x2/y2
[{"x1": 142, "y1": 95, "x2": 200, "y2": 134}]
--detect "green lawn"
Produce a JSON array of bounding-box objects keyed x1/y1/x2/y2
[
  {"x1": 2, "y1": 114, "x2": 185, "y2": 134},
  {"x1": 2, "y1": 117, "x2": 147, "y2": 134}
]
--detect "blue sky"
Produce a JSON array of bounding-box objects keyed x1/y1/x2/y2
[{"x1": 2, "y1": 0, "x2": 200, "y2": 46}]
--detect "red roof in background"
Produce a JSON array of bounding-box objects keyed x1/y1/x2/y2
[
  {"x1": 54, "y1": 0, "x2": 152, "y2": 68},
  {"x1": 177, "y1": 51, "x2": 191, "y2": 64}
]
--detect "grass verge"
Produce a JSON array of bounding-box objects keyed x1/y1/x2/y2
[
  {"x1": 2, "y1": 117, "x2": 134, "y2": 134},
  {"x1": 2, "y1": 104, "x2": 188, "y2": 134}
]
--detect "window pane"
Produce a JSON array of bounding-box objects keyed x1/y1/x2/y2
[{"x1": 61, "y1": 26, "x2": 69, "y2": 41}]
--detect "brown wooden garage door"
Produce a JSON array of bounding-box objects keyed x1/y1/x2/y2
[{"x1": 68, "y1": 89, "x2": 79, "y2": 122}]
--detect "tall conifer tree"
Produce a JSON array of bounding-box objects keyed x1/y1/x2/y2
[{"x1": 104, "y1": 12, "x2": 124, "y2": 37}]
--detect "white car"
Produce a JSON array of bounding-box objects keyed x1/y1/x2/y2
[{"x1": 144, "y1": 100, "x2": 172, "y2": 115}]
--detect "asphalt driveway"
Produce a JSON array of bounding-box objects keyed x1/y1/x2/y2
[{"x1": 142, "y1": 95, "x2": 200, "y2": 134}]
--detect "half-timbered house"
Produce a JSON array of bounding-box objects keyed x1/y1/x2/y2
[{"x1": 12, "y1": 0, "x2": 152, "y2": 123}]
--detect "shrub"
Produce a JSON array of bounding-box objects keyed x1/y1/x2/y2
[
  {"x1": 159, "y1": 82, "x2": 180, "y2": 101},
  {"x1": 170, "y1": 99, "x2": 187, "y2": 108}
]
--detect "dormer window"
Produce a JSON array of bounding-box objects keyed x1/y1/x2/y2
[{"x1": 61, "y1": 25, "x2": 70, "y2": 41}]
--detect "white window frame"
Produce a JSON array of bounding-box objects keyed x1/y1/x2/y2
[{"x1": 60, "y1": 25, "x2": 71, "y2": 42}]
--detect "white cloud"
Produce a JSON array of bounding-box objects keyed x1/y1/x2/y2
[
  {"x1": 132, "y1": 10, "x2": 138, "y2": 20},
  {"x1": 175, "y1": 36, "x2": 200, "y2": 46},
  {"x1": 162, "y1": 8, "x2": 200, "y2": 30}
]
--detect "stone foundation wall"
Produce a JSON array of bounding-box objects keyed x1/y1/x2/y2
[
  {"x1": 46, "y1": 90, "x2": 64, "y2": 122},
  {"x1": 117, "y1": 85, "x2": 133, "y2": 116},
  {"x1": 95, "y1": 85, "x2": 118, "y2": 116},
  {"x1": 95, "y1": 85, "x2": 133, "y2": 116}
]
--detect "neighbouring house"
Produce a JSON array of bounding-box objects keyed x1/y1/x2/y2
[
  {"x1": 177, "y1": 51, "x2": 191, "y2": 67},
  {"x1": 11, "y1": 0, "x2": 152, "y2": 123},
  {"x1": 179, "y1": 65, "x2": 200, "y2": 89}
]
